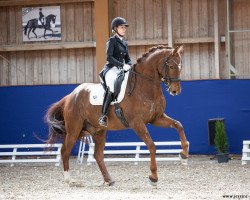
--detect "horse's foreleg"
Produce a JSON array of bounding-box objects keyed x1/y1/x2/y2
[
  {"x1": 44, "y1": 28, "x2": 54, "y2": 39},
  {"x1": 44, "y1": 29, "x2": 46, "y2": 39},
  {"x1": 152, "y1": 113, "x2": 189, "y2": 158},
  {"x1": 131, "y1": 122, "x2": 158, "y2": 185},
  {"x1": 92, "y1": 131, "x2": 114, "y2": 186},
  {"x1": 49, "y1": 29, "x2": 54, "y2": 38}
]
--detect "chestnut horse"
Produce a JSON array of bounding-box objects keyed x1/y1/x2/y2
[{"x1": 45, "y1": 45, "x2": 189, "y2": 186}]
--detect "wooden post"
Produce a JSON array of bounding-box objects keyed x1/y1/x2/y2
[
  {"x1": 167, "y1": 0, "x2": 173, "y2": 48},
  {"x1": 214, "y1": 0, "x2": 220, "y2": 79},
  {"x1": 94, "y1": 0, "x2": 109, "y2": 81}
]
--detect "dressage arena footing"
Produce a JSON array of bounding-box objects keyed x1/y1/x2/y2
[{"x1": 0, "y1": 155, "x2": 249, "y2": 200}]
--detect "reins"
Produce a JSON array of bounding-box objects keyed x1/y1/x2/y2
[
  {"x1": 130, "y1": 66, "x2": 162, "y2": 83},
  {"x1": 127, "y1": 65, "x2": 161, "y2": 95}
]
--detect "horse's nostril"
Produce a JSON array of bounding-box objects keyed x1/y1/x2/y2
[{"x1": 172, "y1": 91, "x2": 176, "y2": 94}]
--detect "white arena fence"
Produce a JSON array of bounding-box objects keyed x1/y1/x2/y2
[
  {"x1": 77, "y1": 136, "x2": 94, "y2": 164},
  {"x1": 0, "y1": 143, "x2": 62, "y2": 166},
  {"x1": 78, "y1": 136, "x2": 189, "y2": 165},
  {"x1": 242, "y1": 140, "x2": 250, "y2": 165}
]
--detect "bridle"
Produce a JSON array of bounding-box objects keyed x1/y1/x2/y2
[
  {"x1": 128, "y1": 54, "x2": 182, "y2": 95},
  {"x1": 161, "y1": 56, "x2": 182, "y2": 86}
]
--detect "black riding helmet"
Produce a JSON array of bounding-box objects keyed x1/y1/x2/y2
[{"x1": 111, "y1": 17, "x2": 129, "y2": 30}]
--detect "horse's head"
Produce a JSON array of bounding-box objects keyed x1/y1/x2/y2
[
  {"x1": 130, "y1": 45, "x2": 184, "y2": 96},
  {"x1": 51, "y1": 15, "x2": 56, "y2": 24},
  {"x1": 158, "y1": 45, "x2": 184, "y2": 96},
  {"x1": 46, "y1": 14, "x2": 56, "y2": 27}
]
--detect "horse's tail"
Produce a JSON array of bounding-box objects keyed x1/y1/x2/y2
[
  {"x1": 24, "y1": 21, "x2": 29, "y2": 35},
  {"x1": 45, "y1": 96, "x2": 67, "y2": 145}
]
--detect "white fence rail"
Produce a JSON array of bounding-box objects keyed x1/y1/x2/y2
[
  {"x1": 77, "y1": 136, "x2": 93, "y2": 164},
  {"x1": 0, "y1": 143, "x2": 62, "y2": 166},
  {"x1": 242, "y1": 140, "x2": 250, "y2": 165},
  {"x1": 78, "y1": 137, "x2": 189, "y2": 165}
]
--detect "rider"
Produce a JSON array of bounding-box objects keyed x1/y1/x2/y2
[
  {"x1": 98, "y1": 17, "x2": 132, "y2": 127},
  {"x1": 39, "y1": 8, "x2": 45, "y2": 26}
]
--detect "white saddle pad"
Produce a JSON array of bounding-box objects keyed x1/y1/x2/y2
[
  {"x1": 74, "y1": 71, "x2": 130, "y2": 106},
  {"x1": 92, "y1": 71, "x2": 129, "y2": 105}
]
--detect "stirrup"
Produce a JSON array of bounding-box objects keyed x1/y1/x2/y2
[{"x1": 99, "y1": 115, "x2": 108, "y2": 127}]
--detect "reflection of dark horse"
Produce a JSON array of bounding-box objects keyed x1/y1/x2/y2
[
  {"x1": 45, "y1": 45, "x2": 189, "y2": 186},
  {"x1": 24, "y1": 14, "x2": 56, "y2": 40}
]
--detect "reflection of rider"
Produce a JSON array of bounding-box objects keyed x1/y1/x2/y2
[
  {"x1": 98, "y1": 17, "x2": 132, "y2": 127},
  {"x1": 39, "y1": 8, "x2": 45, "y2": 26}
]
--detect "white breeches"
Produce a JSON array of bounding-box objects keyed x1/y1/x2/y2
[{"x1": 105, "y1": 67, "x2": 121, "y2": 93}]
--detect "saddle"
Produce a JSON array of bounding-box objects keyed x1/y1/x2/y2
[
  {"x1": 38, "y1": 20, "x2": 43, "y2": 26},
  {"x1": 89, "y1": 70, "x2": 130, "y2": 105}
]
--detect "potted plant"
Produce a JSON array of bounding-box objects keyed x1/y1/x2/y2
[{"x1": 214, "y1": 120, "x2": 229, "y2": 163}]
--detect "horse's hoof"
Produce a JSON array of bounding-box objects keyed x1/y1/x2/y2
[
  {"x1": 149, "y1": 175, "x2": 158, "y2": 186},
  {"x1": 180, "y1": 152, "x2": 188, "y2": 159},
  {"x1": 64, "y1": 171, "x2": 71, "y2": 183},
  {"x1": 149, "y1": 179, "x2": 158, "y2": 186},
  {"x1": 108, "y1": 180, "x2": 115, "y2": 186},
  {"x1": 179, "y1": 153, "x2": 188, "y2": 165},
  {"x1": 103, "y1": 180, "x2": 115, "y2": 186}
]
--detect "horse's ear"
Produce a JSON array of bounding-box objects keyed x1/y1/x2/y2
[{"x1": 171, "y1": 45, "x2": 184, "y2": 55}]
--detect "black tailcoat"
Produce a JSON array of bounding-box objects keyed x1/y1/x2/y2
[{"x1": 105, "y1": 35, "x2": 132, "y2": 68}]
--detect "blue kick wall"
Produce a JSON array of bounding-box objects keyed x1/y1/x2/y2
[{"x1": 0, "y1": 80, "x2": 250, "y2": 154}]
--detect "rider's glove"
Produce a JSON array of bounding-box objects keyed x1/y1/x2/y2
[
  {"x1": 123, "y1": 64, "x2": 131, "y2": 71},
  {"x1": 117, "y1": 66, "x2": 123, "y2": 70}
]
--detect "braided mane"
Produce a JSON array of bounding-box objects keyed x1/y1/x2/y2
[{"x1": 134, "y1": 45, "x2": 172, "y2": 66}]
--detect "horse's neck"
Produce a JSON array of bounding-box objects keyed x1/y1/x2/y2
[
  {"x1": 130, "y1": 63, "x2": 163, "y2": 100},
  {"x1": 46, "y1": 15, "x2": 53, "y2": 22}
]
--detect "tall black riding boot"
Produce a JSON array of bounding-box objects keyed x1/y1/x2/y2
[{"x1": 99, "y1": 90, "x2": 113, "y2": 127}]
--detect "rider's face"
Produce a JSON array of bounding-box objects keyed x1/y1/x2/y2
[{"x1": 116, "y1": 25, "x2": 127, "y2": 36}]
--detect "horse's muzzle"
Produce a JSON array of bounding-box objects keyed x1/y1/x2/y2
[
  {"x1": 169, "y1": 90, "x2": 180, "y2": 96},
  {"x1": 171, "y1": 90, "x2": 178, "y2": 95},
  {"x1": 167, "y1": 84, "x2": 181, "y2": 96}
]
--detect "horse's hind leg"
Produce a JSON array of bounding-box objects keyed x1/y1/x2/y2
[
  {"x1": 92, "y1": 131, "x2": 114, "y2": 186},
  {"x1": 32, "y1": 28, "x2": 37, "y2": 38},
  {"x1": 152, "y1": 113, "x2": 189, "y2": 158},
  {"x1": 61, "y1": 120, "x2": 82, "y2": 184},
  {"x1": 130, "y1": 121, "x2": 158, "y2": 185},
  {"x1": 27, "y1": 28, "x2": 32, "y2": 40}
]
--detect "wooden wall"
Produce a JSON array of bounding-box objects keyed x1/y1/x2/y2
[
  {"x1": 110, "y1": 0, "x2": 228, "y2": 80},
  {"x1": 0, "y1": 1, "x2": 95, "y2": 86},
  {"x1": 232, "y1": 0, "x2": 250, "y2": 78},
  {"x1": 1, "y1": 0, "x2": 250, "y2": 86}
]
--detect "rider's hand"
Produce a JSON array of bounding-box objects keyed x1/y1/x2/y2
[
  {"x1": 123, "y1": 64, "x2": 131, "y2": 71},
  {"x1": 117, "y1": 66, "x2": 123, "y2": 70}
]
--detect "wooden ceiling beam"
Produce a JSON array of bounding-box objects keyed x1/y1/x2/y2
[
  {"x1": 0, "y1": 0, "x2": 94, "y2": 7},
  {"x1": 0, "y1": 42, "x2": 95, "y2": 51}
]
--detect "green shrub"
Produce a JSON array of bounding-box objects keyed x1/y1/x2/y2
[{"x1": 214, "y1": 120, "x2": 229, "y2": 153}]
